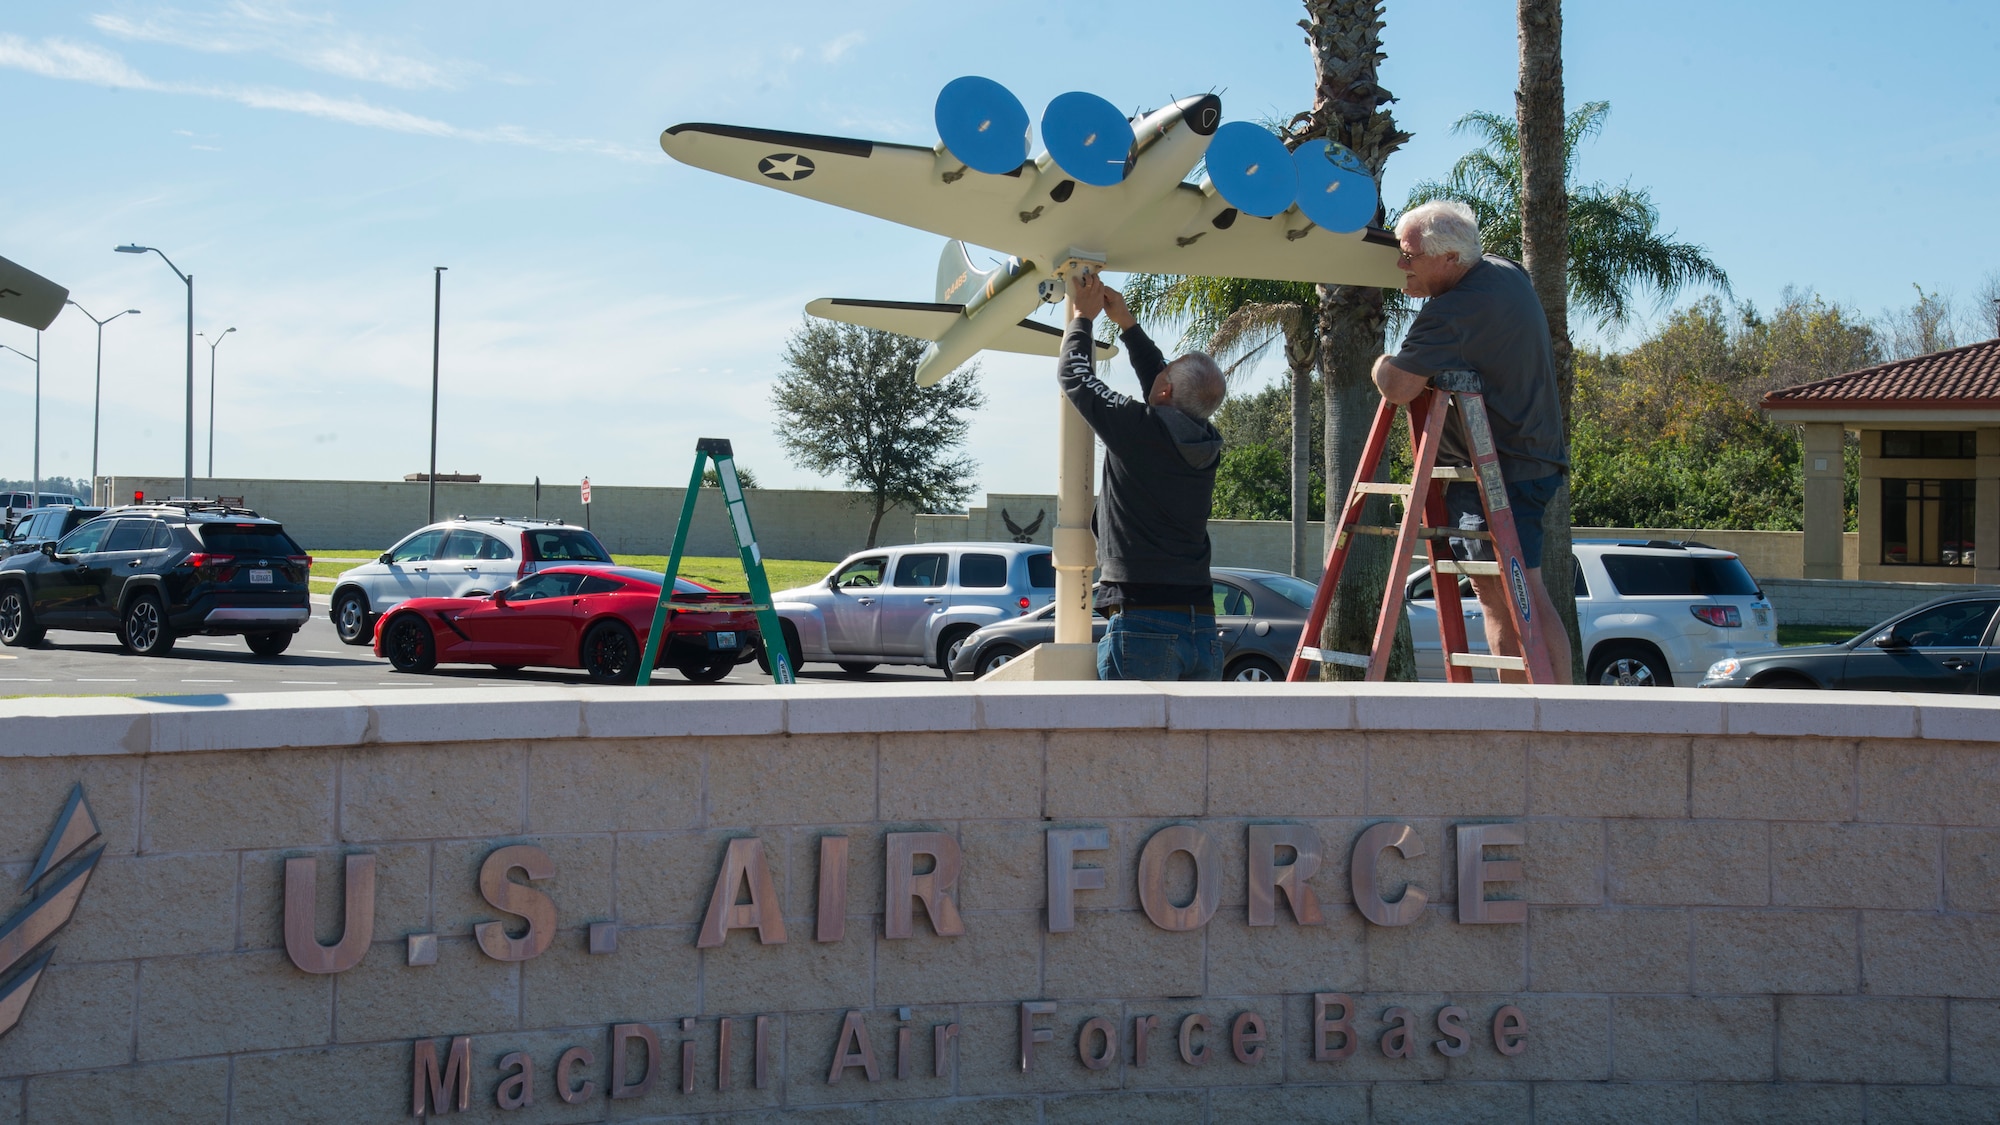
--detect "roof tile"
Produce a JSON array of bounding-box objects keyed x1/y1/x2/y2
[{"x1": 1761, "y1": 337, "x2": 2000, "y2": 409}]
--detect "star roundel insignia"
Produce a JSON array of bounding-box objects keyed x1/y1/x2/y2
[{"x1": 758, "y1": 153, "x2": 815, "y2": 182}]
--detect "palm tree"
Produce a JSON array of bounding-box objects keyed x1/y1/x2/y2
[
  {"x1": 1405, "y1": 102, "x2": 1730, "y2": 328},
  {"x1": 1123, "y1": 274, "x2": 1321, "y2": 576},
  {"x1": 1515, "y1": 0, "x2": 1585, "y2": 680},
  {"x1": 1299, "y1": 0, "x2": 1417, "y2": 681}
]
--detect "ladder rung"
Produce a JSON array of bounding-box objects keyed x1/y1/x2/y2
[
  {"x1": 1352, "y1": 483, "x2": 1413, "y2": 495},
  {"x1": 1347, "y1": 525, "x2": 1400, "y2": 537},
  {"x1": 1449, "y1": 653, "x2": 1527, "y2": 671},
  {"x1": 1434, "y1": 560, "x2": 1502, "y2": 576},
  {"x1": 1428, "y1": 466, "x2": 1478, "y2": 480},
  {"x1": 1299, "y1": 646, "x2": 1371, "y2": 669}
]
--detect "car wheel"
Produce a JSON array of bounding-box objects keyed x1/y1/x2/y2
[
  {"x1": 1228, "y1": 655, "x2": 1285, "y2": 682},
  {"x1": 755, "y1": 619, "x2": 804, "y2": 675},
  {"x1": 245, "y1": 630, "x2": 294, "y2": 657},
  {"x1": 976, "y1": 643, "x2": 1024, "y2": 677},
  {"x1": 838, "y1": 662, "x2": 878, "y2": 675},
  {"x1": 1588, "y1": 642, "x2": 1672, "y2": 688},
  {"x1": 121, "y1": 592, "x2": 176, "y2": 656},
  {"x1": 333, "y1": 589, "x2": 373, "y2": 646},
  {"x1": 0, "y1": 586, "x2": 44, "y2": 647},
  {"x1": 679, "y1": 660, "x2": 732, "y2": 684},
  {"x1": 384, "y1": 615, "x2": 437, "y2": 672},
  {"x1": 582, "y1": 621, "x2": 640, "y2": 684},
  {"x1": 937, "y1": 625, "x2": 977, "y2": 674},
  {"x1": 1752, "y1": 672, "x2": 1817, "y2": 690}
]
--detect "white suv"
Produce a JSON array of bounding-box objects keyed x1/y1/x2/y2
[
  {"x1": 329, "y1": 517, "x2": 614, "y2": 645},
  {"x1": 1408, "y1": 539, "x2": 1778, "y2": 686}
]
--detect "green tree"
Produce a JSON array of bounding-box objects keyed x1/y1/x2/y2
[
  {"x1": 1405, "y1": 102, "x2": 1730, "y2": 327},
  {"x1": 701, "y1": 464, "x2": 758, "y2": 489},
  {"x1": 769, "y1": 320, "x2": 984, "y2": 547}
]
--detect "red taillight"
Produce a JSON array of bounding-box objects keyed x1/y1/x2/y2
[
  {"x1": 290, "y1": 554, "x2": 312, "y2": 571},
  {"x1": 518, "y1": 534, "x2": 531, "y2": 579},
  {"x1": 1018, "y1": 596, "x2": 1031, "y2": 615},
  {"x1": 185, "y1": 553, "x2": 236, "y2": 569},
  {"x1": 1691, "y1": 605, "x2": 1742, "y2": 628}
]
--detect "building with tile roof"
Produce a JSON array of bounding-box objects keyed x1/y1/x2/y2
[{"x1": 1762, "y1": 337, "x2": 2000, "y2": 584}]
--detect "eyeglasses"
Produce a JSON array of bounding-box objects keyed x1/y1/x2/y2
[{"x1": 1396, "y1": 250, "x2": 1422, "y2": 266}]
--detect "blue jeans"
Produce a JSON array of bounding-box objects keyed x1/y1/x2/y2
[{"x1": 1097, "y1": 608, "x2": 1222, "y2": 681}]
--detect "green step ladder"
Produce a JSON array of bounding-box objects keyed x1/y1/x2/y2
[{"x1": 635, "y1": 438, "x2": 796, "y2": 686}]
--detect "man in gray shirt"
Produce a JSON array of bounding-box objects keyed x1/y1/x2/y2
[{"x1": 1371, "y1": 199, "x2": 1572, "y2": 684}]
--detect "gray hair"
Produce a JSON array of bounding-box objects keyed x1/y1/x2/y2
[
  {"x1": 1395, "y1": 199, "x2": 1484, "y2": 266},
  {"x1": 1163, "y1": 352, "x2": 1225, "y2": 420}
]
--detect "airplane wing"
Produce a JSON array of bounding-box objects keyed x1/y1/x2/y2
[
  {"x1": 662, "y1": 124, "x2": 1034, "y2": 253},
  {"x1": 0, "y1": 254, "x2": 69, "y2": 331},
  {"x1": 805, "y1": 298, "x2": 1118, "y2": 359},
  {"x1": 1103, "y1": 184, "x2": 1406, "y2": 288}
]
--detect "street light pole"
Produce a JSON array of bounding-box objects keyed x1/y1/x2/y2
[
  {"x1": 67, "y1": 302, "x2": 141, "y2": 503},
  {"x1": 429, "y1": 266, "x2": 446, "y2": 524},
  {"x1": 114, "y1": 245, "x2": 195, "y2": 500},
  {"x1": 0, "y1": 339, "x2": 38, "y2": 504},
  {"x1": 199, "y1": 327, "x2": 236, "y2": 478}
]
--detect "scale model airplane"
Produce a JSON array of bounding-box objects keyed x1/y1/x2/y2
[{"x1": 661, "y1": 77, "x2": 1402, "y2": 386}]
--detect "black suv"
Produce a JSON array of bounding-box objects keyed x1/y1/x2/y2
[
  {"x1": 0, "y1": 503, "x2": 311, "y2": 656},
  {"x1": 3, "y1": 505, "x2": 108, "y2": 559}
]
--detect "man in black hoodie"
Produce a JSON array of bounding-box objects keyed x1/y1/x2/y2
[{"x1": 1058, "y1": 271, "x2": 1227, "y2": 680}]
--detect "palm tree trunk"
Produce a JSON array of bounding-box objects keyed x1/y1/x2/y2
[
  {"x1": 1302, "y1": 0, "x2": 1414, "y2": 680},
  {"x1": 1517, "y1": 0, "x2": 1584, "y2": 679},
  {"x1": 1287, "y1": 338, "x2": 1314, "y2": 577}
]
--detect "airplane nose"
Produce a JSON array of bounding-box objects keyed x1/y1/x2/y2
[{"x1": 1179, "y1": 94, "x2": 1223, "y2": 136}]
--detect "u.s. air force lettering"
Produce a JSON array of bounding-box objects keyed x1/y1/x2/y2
[{"x1": 273, "y1": 819, "x2": 1534, "y2": 1114}]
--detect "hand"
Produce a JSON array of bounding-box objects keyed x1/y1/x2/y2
[
  {"x1": 1068, "y1": 270, "x2": 1107, "y2": 320},
  {"x1": 1102, "y1": 284, "x2": 1136, "y2": 329}
]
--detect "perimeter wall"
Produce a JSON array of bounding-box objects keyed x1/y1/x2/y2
[{"x1": 2, "y1": 683, "x2": 1998, "y2": 1122}]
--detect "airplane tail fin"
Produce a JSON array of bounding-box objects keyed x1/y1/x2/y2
[{"x1": 935, "y1": 239, "x2": 992, "y2": 304}]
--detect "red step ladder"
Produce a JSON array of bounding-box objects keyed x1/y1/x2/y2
[{"x1": 1287, "y1": 374, "x2": 1553, "y2": 683}]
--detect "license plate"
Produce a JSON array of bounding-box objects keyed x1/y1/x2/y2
[
  {"x1": 712, "y1": 632, "x2": 737, "y2": 649},
  {"x1": 249, "y1": 569, "x2": 273, "y2": 584}
]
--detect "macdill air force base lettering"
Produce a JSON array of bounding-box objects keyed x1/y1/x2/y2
[{"x1": 273, "y1": 820, "x2": 1532, "y2": 1115}]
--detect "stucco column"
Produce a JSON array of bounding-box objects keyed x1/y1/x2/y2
[
  {"x1": 1978, "y1": 428, "x2": 1999, "y2": 586},
  {"x1": 1052, "y1": 394, "x2": 1096, "y2": 645},
  {"x1": 1801, "y1": 423, "x2": 1846, "y2": 580}
]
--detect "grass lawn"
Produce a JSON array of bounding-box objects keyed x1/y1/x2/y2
[
  {"x1": 306, "y1": 552, "x2": 834, "y2": 593},
  {"x1": 1778, "y1": 623, "x2": 1864, "y2": 647}
]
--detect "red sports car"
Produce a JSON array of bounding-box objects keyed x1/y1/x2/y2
[{"x1": 373, "y1": 565, "x2": 760, "y2": 683}]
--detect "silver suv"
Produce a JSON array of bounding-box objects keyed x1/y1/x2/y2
[
  {"x1": 769, "y1": 541, "x2": 1055, "y2": 674},
  {"x1": 329, "y1": 517, "x2": 614, "y2": 645}
]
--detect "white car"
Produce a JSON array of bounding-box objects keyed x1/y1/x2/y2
[
  {"x1": 329, "y1": 517, "x2": 615, "y2": 645},
  {"x1": 1407, "y1": 539, "x2": 1778, "y2": 686},
  {"x1": 769, "y1": 541, "x2": 1055, "y2": 674}
]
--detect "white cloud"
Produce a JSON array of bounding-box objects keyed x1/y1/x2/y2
[
  {"x1": 819, "y1": 32, "x2": 864, "y2": 63},
  {"x1": 0, "y1": 34, "x2": 653, "y2": 162},
  {"x1": 91, "y1": 2, "x2": 467, "y2": 90}
]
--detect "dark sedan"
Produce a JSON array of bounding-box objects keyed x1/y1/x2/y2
[
  {"x1": 1698, "y1": 593, "x2": 2000, "y2": 693},
  {"x1": 948, "y1": 567, "x2": 1317, "y2": 681}
]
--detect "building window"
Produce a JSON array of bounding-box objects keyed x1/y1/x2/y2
[
  {"x1": 1881, "y1": 479, "x2": 1975, "y2": 566},
  {"x1": 1881, "y1": 430, "x2": 1976, "y2": 458}
]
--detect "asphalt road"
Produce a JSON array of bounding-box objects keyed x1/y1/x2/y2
[{"x1": 0, "y1": 595, "x2": 950, "y2": 697}]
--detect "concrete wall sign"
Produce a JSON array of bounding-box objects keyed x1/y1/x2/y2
[
  {"x1": 3, "y1": 684, "x2": 2000, "y2": 1120},
  {"x1": 0, "y1": 786, "x2": 102, "y2": 1040}
]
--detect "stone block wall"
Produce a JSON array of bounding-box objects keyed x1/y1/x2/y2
[{"x1": 1, "y1": 684, "x2": 1998, "y2": 1122}]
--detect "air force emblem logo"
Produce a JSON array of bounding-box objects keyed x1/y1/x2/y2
[
  {"x1": 758, "y1": 153, "x2": 815, "y2": 182},
  {"x1": 0, "y1": 785, "x2": 102, "y2": 1039}
]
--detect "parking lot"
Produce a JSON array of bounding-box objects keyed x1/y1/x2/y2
[{"x1": 0, "y1": 594, "x2": 949, "y2": 697}]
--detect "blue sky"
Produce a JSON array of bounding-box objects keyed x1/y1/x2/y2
[{"x1": 2, "y1": 0, "x2": 1995, "y2": 499}]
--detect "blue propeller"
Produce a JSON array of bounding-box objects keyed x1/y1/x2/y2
[
  {"x1": 1291, "y1": 139, "x2": 1377, "y2": 233},
  {"x1": 1203, "y1": 121, "x2": 1297, "y2": 218},
  {"x1": 1040, "y1": 91, "x2": 1132, "y2": 187},
  {"x1": 935, "y1": 76, "x2": 1031, "y2": 176}
]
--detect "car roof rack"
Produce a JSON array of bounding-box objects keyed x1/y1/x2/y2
[
  {"x1": 451, "y1": 515, "x2": 570, "y2": 526},
  {"x1": 150, "y1": 498, "x2": 266, "y2": 518}
]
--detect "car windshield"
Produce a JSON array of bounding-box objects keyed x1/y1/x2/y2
[
  {"x1": 198, "y1": 523, "x2": 305, "y2": 555},
  {"x1": 526, "y1": 529, "x2": 610, "y2": 562},
  {"x1": 1254, "y1": 573, "x2": 1319, "y2": 610},
  {"x1": 598, "y1": 566, "x2": 712, "y2": 595},
  {"x1": 1600, "y1": 553, "x2": 1760, "y2": 597}
]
